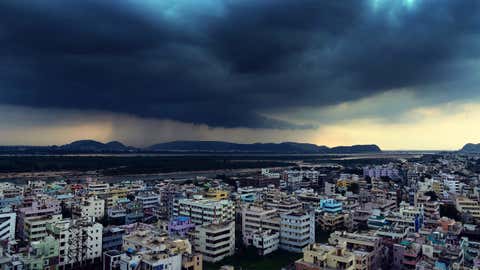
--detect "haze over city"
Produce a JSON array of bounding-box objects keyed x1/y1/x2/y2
[{"x1": 1, "y1": 0, "x2": 480, "y2": 149}]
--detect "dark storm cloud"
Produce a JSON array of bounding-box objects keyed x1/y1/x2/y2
[{"x1": 0, "y1": 0, "x2": 479, "y2": 128}]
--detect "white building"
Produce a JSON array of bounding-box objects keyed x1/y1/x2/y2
[
  {"x1": 282, "y1": 169, "x2": 319, "y2": 189},
  {"x1": 280, "y1": 211, "x2": 315, "y2": 253},
  {"x1": 241, "y1": 205, "x2": 280, "y2": 245},
  {"x1": 252, "y1": 230, "x2": 279, "y2": 256},
  {"x1": 120, "y1": 252, "x2": 181, "y2": 270},
  {"x1": 24, "y1": 214, "x2": 62, "y2": 242},
  {"x1": 261, "y1": 169, "x2": 280, "y2": 179},
  {"x1": 73, "y1": 196, "x2": 105, "y2": 220},
  {"x1": 173, "y1": 196, "x2": 235, "y2": 225},
  {"x1": 194, "y1": 222, "x2": 235, "y2": 262},
  {"x1": 0, "y1": 209, "x2": 16, "y2": 241},
  {"x1": 87, "y1": 182, "x2": 110, "y2": 195},
  {"x1": 324, "y1": 182, "x2": 336, "y2": 195},
  {"x1": 444, "y1": 179, "x2": 462, "y2": 194},
  {"x1": 0, "y1": 183, "x2": 23, "y2": 199},
  {"x1": 135, "y1": 192, "x2": 161, "y2": 209},
  {"x1": 120, "y1": 229, "x2": 197, "y2": 270},
  {"x1": 363, "y1": 164, "x2": 400, "y2": 179},
  {"x1": 47, "y1": 217, "x2": 103, "y2": 266}
]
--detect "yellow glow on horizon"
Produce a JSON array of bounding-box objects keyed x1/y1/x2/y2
[
  {"x1": 0, "y1": 100, "x2": 479, "y2": 150},
  {"x1": 0, "y1": 122, "x2": 113, "y2": 146},
  {"x1": 312, "y1": 102, "x2": 480, "y2": 150}
]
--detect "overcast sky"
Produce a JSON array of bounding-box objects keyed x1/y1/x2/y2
[{"x1": 1, "y1": 0, "x2": 480, "y2": 150}]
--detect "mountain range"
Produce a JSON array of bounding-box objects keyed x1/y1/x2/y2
[
  {"x1": 148, "y1": 141, "x2": 381, "y2": 153},
  {"x1": 0, "y1": 140, "x2": 381, "y2": 154},
  {"x1": 459, "y1": 143, "x2": 480, "y2": 153}
]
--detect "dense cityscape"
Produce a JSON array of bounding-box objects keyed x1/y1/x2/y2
[
  {"x1": 1, "y1": 152, "x2": 480, "y2": 270},
  {"x1": 3, "y1": 0, "x2": 480, "y2": 269}
]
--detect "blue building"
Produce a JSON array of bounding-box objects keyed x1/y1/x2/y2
[
  {"x1": 319, "y1": 199, "x2": 343, "y2": 214},
  {"x1": 367, "y1": 211, "x2": 388, "y2": 229},
  {"x1": 0, "y1": 196, "x2": 22, "y2": 209},
  {"x1": 102, "y1": 227, "x2": 126, "y2": 251},
  {"x1": 240, "y1": 193, "x2": 256, "y2": 203}
]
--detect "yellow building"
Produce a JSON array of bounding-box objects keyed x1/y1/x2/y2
[
  {"x1": 204, "y1": 189, "x2": 229, "y2": 201},
  {"x1": 182, "y1": 254, "x2": 203, "y2": 270},
  {"x1": 295, "y1": 242, "x2": 356, "y2": 270},
  {"x1": 336, "y1": 179, "x2": 351, "y2": 191},
  {"x1": 109, "y1": 187, "x2": 129, "y2": 198},
  {"x1": 456, "y1": 196, "x2": 480, "y2": 221},
  {"x1": 106, "y1": 188, "x2": 129, "y2": 207},
  {"x1": 432, "y1": 180, "x2": 444, "y2": 195}
]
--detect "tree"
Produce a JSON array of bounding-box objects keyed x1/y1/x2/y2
[
  {"x1": 347, "y1": 182, "x2": 360, "y2": 194},
  {"x1": 364, "y1": 176, "x2": 372, "y2": 184},
  {"x1": 440, "y1": 204, "x2": 461, "y2": 221},
  {"x1": 424, "y1": 191, "x2": 438, "y2": 201},
  {"x1": 60, "y1": 201, "x2": 72, "y2": 218},
  {"x1": 380, "y1": 176, "x2": 392, "y2": 181}
]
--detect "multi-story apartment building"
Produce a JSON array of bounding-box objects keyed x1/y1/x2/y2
[
  {"x1": 456, "y1": 196, "x2": 480, "y2": 221},
  {"x1": 0, "y1": 196, "x2": 23, "y2": 210},
  {"x1": 168, "y1": 216, "x2": 196, "y2": 239},
  {"x1": 392, "y1": 240, "x2": 422, "y2": 270},
  {"x1": 367, "y1": 210, "x2": 388, "y2": 229},
  {"x1": 107, "y1": 207, "x2": 127, "y2": 225},
  {"x1": 431, "y1": 180, "x2": 444, "y2": 195},
  {"x1": 261, "y1": 169, "x2": 281, "y2": 179},
  {"x1": 158, "y1": 184, "x2": 186, "y2": 219},
  {"x1": 194, "y1": 222, "x2": 235, "y2": 262},
  {"x1": 282, "y1": 169, "x2": 319, "y2": 190},
  {"x1": 47, "y1": 219, "x2": 70, "y2": 266},
  {"x1": 265, "y1": 197, "x2": 303, "y2": 213},
  {"x1": 251, "y1": 230, "x2": 279, "y2": 256},
  {"x1": 241, "y1": 205, "x2": 280, "y2": 245},
  {"x1": 328, "y1": 231, "x2": 382, "y2": 270},
  {"x1": 317, "y1": 212, "x2": 350, "y2": 232},
  {"x1": 72, "y1": 196, "x2": 105, "y2": 220},
  {"x1": 384, "y1": 202, "x2": 423, "y2": 232},
  {"x1": 102, "y1": 227, "x2": 125, "y2": 252},
  {"x1": 135, "y1": 192, "x2": 161, "y2": 210},
  {"x1": 295, "y1": 190, "x2": 322, "y2": 206},
  {"x1": 0, "y1": 183, "x2": 23, "y2": 199},
  {"x1": 0, "y1": 208, "x2": 16, "y2": 241},
  {"x1": 87, "y1": 182, "x2": 110, "y2": 196},
  {"x1": 319, "y1": 199, "x2": 343, "y2": 214},
  {"x1": 181, "y1": 253, "x2": 203, "y2": 270},
  {"x1": 47, "y1": 217, "x2": 103, "y2": 267},
  {"x1": 24, "y1": 214, "x2": 62, "y2": 242},
  {"x1": 375, "y1": 223, "x2": 409, "y2": 240},
  {"x1": 204, "y1": 189, "x2": 229, "y2": 201},
  {"x1": 363, "y1": 164, "x2": 400, "y2": 179},
  {"x1": 105, "y1": 187, "x2": 129, "y2": 208},
  {"x1": 280, "y1": 211, "x2": 315, "y2": 253},
  {"x1": 282, "y1": 170, "x2": 303, "y2": 190},
  {"x1": 19, "y1": 235, "x2": 59, "y2": 270},
  {"x1": 324, "y1": 182, "x2": 337, "y2": 196},
  {"x1": 16, "y1": 198, "x2": 61, "y2": 241},
  {"x1": 295, "y1": 242, "x2": 356, "y2": 270},
  {"x1": 414, "y1": 193, "x2": 440, "y2": 220},
  {"x1": 120, "y1": 229, "x2": 202, "y2": 270},
  {"x1": 103, "y1": 250, "x2": 122, "y2": 270},
  {"x1": 173, "y1": 196, "x2": 235, "y2": 225}
]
